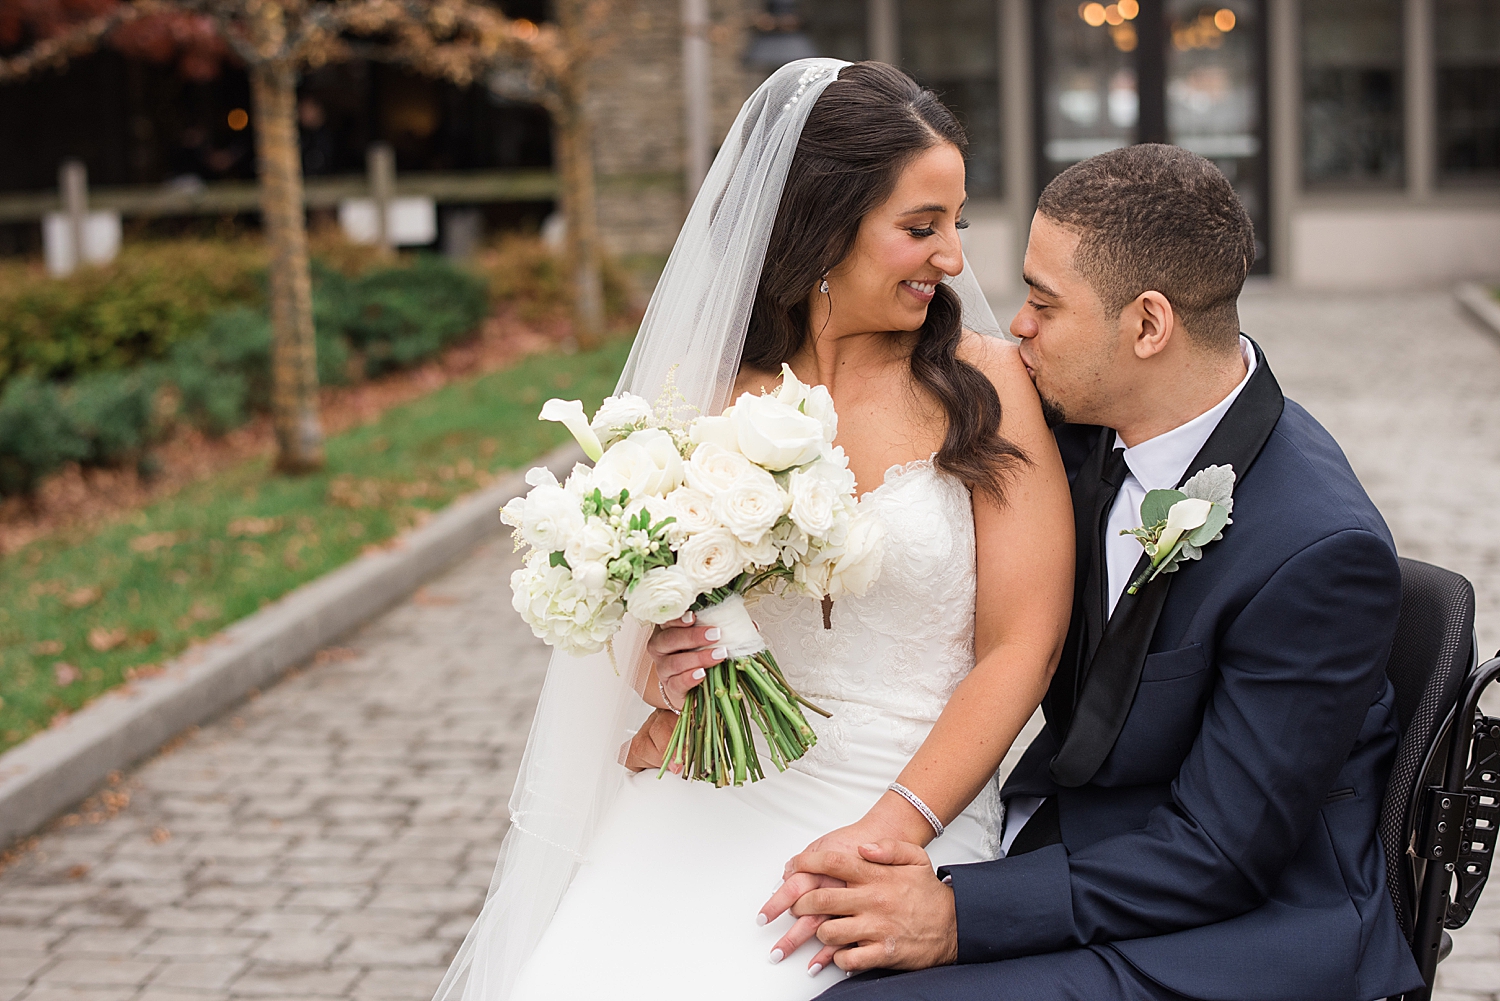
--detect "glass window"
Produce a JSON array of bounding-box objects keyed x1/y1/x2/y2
[
  {"x1": 1300, "y1": 0, "x2": 1404, "y2": 188},
  {"x1": 800, "y1": 0, "x2": 868, "y2": 64},
  {"x1": 1039, "y1": 0, "x2": 1140, "y2": 186},
  {"x1": 1436, "y1": 0, "x2": 1500, "y2": 185},
  {"x1": 1167, "y1": 1, "x2": 1267, "y2": 263},
  {"x1": 900, "y1": 0, "x2": 1003, "y2": 197}
]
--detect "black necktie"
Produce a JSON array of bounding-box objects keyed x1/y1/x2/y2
[{"x1": 1081, "y1": 447, "x2": 1130, "y2": 680}]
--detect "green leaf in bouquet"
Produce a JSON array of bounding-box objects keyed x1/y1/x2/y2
[
  {"x1": 549, "y1": 551, "x2": 571, "y2": 569},
  {"x1": 1187, "y1": 503, "x2": 1230, "y2": 547},
  {"x1": 1139, "y1": 489, "x2": 1186, "y2": 527}
]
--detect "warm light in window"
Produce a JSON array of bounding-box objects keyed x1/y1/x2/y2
[
  {"x1": 1119, "y1": 0, "x2": 1139, "y2": 18},
  {"x1": 1111, "y1": 23, "x2": 1138, "y2": 51},
  {"x1": 1214, "y1": 8, "x2": 1236, "y2": 31},
  {"x1": 227, "y1": 108, "x2": 249, "y2": 131},
  {"x1": 511, "y1": 17, "x2": 539, "y2": 40},
  {"x1": 1081, "y1": 3, "x2": 1107, "y2": 27},
  {"x1": 1104, "y1": 4, "x2": 1124, "y2": 25}
]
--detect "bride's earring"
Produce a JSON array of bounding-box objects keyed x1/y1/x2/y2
[{"x1": 819, "y1": 272, "x2": 829, "y2": 295}]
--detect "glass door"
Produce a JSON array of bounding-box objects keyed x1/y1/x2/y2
[{"x1": 1036, "y1": 0, "x2": 1269, "y2": 270}]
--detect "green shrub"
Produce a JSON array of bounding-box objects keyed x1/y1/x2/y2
[
  {"x1": 475, "y1": 236, "x2": 635, "y2": 324},
  {"x1": 0, "y1": 376, "x2": 89, "y2": 497},
  {"x1": 64, "y1": 368, "x2": 163, "y2": 466},
  {"x1": 344, "y1": 256, "x2": 489, "y2": 376},
  {"x1": 0, "y1": 241, "x2": 266, "y2": 388}
]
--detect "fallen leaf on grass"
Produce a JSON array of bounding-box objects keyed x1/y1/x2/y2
[
  {"x1": 124, "y1": 664, "x2": 163, "y2": 682},
  {"x1": 32, "y1": 639, "x2": 64, "y2": 655},
  {"x1": 63, "y1": 586, "x2": 102, "y2": 609},
  {"x1": 174, "y1": 600, "x2": 219, "y2": 630},
  {"x1": 88, "y1": 627, "x2": 128, "y2": 652},
  {"x1": 53, "y1": 662, "x2": 80, "y2": 686},
  {"x1": 227, "y1": 516, "x2": 283, "y2": 537},
  {"x1": 129, "y1": 531, "x2": 184, "y2": 553}
]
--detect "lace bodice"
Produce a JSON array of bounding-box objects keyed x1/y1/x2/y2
[{"x1": 751, "y1": 458, "x2": 977, "y2": 754}]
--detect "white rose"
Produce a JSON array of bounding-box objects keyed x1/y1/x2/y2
[
  {"x1": 688, "y1": 413, "x2": 741, "y2": 452},
  {"x1": 676, "y1": 526, "x2": 746, "y2": 590},
  {"x1": 739, "y1": 531, "x2": 779, "y2": 568},
  {"x1": 565, "y1": 519, "x2": 621, "y2": 570},
  {"x1": 626, "y1": 566, "x2": 700, "y2": 624},
  {"x1": 712, "y1": 466, "x2": 786, "y2": 544},
  {"x1": 589, "y1": 392, "x2": 654, "y2": 447},
  {"x1": 685, "y1": 442, "x2": 757, "y2": 495},
  {"x1": 505, "y1": 483, "x2": 584, "y2": 553},
  {"x1": 728, "y1": 392, "x2": 824, "y2": 471},
  {"x1": 801, "y1": 383, "x2": 838, "y2": 445},
  {"x1": 660, "y1": 486, "x2": 718, "y2": 541},
  {"x1": 787, "y1": 466, "x2": 841, "y2": 537},
  {"x1": 826, "y1": 514, "x2": 884, "y2": 599},
  {"x1": 591, "y1": 428, "x2": 685, "y2": 499},
  {"x1": 572, "y1": 559, "x2": 610, "y2": 593}
]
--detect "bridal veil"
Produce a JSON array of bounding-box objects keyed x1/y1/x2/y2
[{"x1": 434, "y1": 57, "x2": 1002, "y2": 1000}]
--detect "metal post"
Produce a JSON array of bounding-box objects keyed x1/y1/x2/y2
[
  {"x1": 868, "y1": 0, "x2": 898, "y2": 64},
  {"x1": 1267, "y1": 0, "x2": 1300, "y2": 282},
  {"x1": 1001, "y1": 0, "x2": 1033, "y2": 284},
  {"x1": 60, "y1": 159, "x2": 88, "y2": 273},
  {"x1": 367, "y1": 143, "x2": 396, "y2": 256},
  {"x1": 682, "y1": 0, "x2": 712, "y2": 200},
  {"x1": 1405, "y1": 0, "x2": 1435, "y2": 199}
]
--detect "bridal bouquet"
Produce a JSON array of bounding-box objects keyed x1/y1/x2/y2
[{"x1": 502, "y1": 367, "x2": 884, "y2": 787}]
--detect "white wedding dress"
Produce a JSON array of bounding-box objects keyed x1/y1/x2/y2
[{"x1": 511, "y1": 457, "x2": 1002, "y2": 1000}]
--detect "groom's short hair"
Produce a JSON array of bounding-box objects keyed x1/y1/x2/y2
[{"x1": 1037, "y1": 144, "x2": 1255, "y2": 350}]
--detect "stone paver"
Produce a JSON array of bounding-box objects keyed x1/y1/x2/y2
[{"x1": 0, "y1": 287, "x2": 1496, "y2": 1001}]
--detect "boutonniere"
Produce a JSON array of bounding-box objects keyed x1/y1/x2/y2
[{"x1": 1122, "y1": 464, "x2": 1236, "y2": 595}]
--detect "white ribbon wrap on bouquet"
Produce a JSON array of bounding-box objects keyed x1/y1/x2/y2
[{"x1": 695, "y1": 593, "x2": 769, "y2": 658}]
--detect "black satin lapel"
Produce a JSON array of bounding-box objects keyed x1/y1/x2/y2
[
  {"x1": 1043, "y1": 427, "x2": 1113, "y2": 736},
  {"x1": 1049, "y1": 341, "x2": 1286, "y2": 788}
]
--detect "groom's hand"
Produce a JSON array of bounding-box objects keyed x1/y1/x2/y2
[{"x1": 788, "y1": 840, "x2": 958, "y2": 974}]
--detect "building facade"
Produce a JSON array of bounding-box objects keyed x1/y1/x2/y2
[{"x1": 624, "y1": 0, "x2": 1500, "y2": 292}]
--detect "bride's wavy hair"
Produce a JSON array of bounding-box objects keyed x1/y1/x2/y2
[{"x1": 742, "y1": 61, "x2": 1026, "y2": 498}]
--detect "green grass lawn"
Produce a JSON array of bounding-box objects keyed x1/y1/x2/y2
[{"x1": 0, "y1": 337, "x2": 631, "y2": 754}]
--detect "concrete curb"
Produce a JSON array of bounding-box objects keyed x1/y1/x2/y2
[
  {"x1": 1456, "y1": 282, "x2": 1500, "y2": 341},
  {"x1": 0, "y1": 443, "x2": 582, "y2": 850}
]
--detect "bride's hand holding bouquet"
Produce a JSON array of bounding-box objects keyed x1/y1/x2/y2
[{"x1": 502, "y1": 367, "x2": 884, "y2": 787}]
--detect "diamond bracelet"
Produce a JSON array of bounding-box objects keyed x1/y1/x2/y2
[{"x1": 887, "y1": 781, "x2": 944, "y2": 838}]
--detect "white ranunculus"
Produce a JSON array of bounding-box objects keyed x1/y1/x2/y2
[
  {"x1": 685, "y1": 442, "x2": 757, "y2": 495},
  {"x1": 826, "y1": 514, "x2": 885, "y2": 599},
  {"x1": 565, "y1": 518, "x2": 621, "y2": 570},
  {"x1": 661, "y1": 487, "x2": 718, "y2": 540},
  {"x1": 572, "y1": 558, "x2": 610, "y2": 593},
  {"x1": 589, "y1": 392, "x2": 654, "y2": 447},
  {"x1": 676, "y1": 526, "x2": 746, "y2": 591},
  {"x1": 510, "y1": 552, "x2": 624, "y2": 656},
  {"x1": 729, "y1": 392, "x2": 824, "y2": 471},
  {"x1": 787, "y1": 463, "x2": 843, "y2": 537},
  {"x1": 539, "y1": 398, "x2": 604, "y2": 461},
  {"x1": 503, "y1": 482, "x2": 584, "y2": 553},
  {"x1": 626, "y1": 566, "x2": 700, "y2": 624},
  {"x1": 591, "y1": 428, "x2": 685, "y2": 499},
  {"x1": 688, "y1": 413, "x2": 742, "y2": 452},
  {"x1": 712, "y1": 466, "x2": 786, "y2": 544}
]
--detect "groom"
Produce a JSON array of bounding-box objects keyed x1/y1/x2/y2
[{"x1": 784, "y1": 145, "x2": 1426, "y2": 1000}]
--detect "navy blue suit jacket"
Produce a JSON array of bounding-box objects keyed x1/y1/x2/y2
[{"x1": 944, "y1": 390, "x2": 1425, "y2": 1000}]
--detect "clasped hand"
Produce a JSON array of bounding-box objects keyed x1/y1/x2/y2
[{"x1": 757, "y1": 839, "x2": 959, "y2": 975}]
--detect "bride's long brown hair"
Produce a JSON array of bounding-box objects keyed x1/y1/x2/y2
[{"x1": 741, "y1": 61, "x2": 1027, "y2": 499}]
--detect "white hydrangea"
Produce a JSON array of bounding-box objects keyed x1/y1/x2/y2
[{"x1": 510, "y1": 551, "x2": 625, "y2": 656}]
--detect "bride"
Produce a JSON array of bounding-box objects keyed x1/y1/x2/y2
[{"x1": 437, "y1": 59, "x2": 1073, "y2": 999}]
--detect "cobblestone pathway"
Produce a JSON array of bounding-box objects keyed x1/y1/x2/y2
[{"x1": 1, "y1": 288, "x2": 1497, "y2": 1001}]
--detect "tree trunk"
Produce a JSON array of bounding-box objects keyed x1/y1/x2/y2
[
  {"x1": 554, "y1": 4, "x2": 606, "y2": 350},
  {"x1": 250, "y1": 58, "x2": 324, "y2": 473}
]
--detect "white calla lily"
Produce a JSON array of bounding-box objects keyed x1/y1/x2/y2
[
  {"x1": 539, "y1": 398, "x2": 604, "y2": 461},
  {"x1": 1156, "y1": 498, "x2": 1214, "y2": 557}
]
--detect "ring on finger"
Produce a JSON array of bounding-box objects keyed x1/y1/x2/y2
[{"x1": 657, "y1": 677, "x2": 680, "y2": 715}]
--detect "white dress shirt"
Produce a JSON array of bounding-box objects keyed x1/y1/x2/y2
[{"x1": 999, "y1": 336, "x2": 1256, "y2": 857}]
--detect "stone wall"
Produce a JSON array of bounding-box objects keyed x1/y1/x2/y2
[{"x1": 586, "y1": 0, "x2": 757, "y2": 258}]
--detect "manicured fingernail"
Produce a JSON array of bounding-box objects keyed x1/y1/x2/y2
[
  {"x1": 692, "y1": 668, "x2": 706, "y2": 680},
  {"x1": 711, "y1": 646, "x2": 728, "y2": 660},
  {"x1": 755, "y1": 912, "x2": 767, "y2": 926},
  {"x1": 861, "y1": 843, "x2": 879, "y2": 851},
  {"x1": 769, "y1": 949, "x2": 784, "y2": 964},
  {"x1": 704, "y1": 627, "x2": 722, "y2": 641},
  {"x1": 808, "y1": 964, "x2": 823, "y2": 977},
  {"x1": 683, "y1": 611, "x2": 694, "y2": 624}
]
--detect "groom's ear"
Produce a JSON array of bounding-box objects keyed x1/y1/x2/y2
[{"x1": 1129, "y1": 290, "x2": 1176, "y2": 361}]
